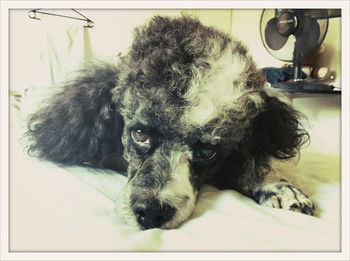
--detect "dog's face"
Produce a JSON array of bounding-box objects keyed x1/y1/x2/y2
[
  {"x1": 113, "y1": 16, "x2": 265, "y2": 229},
  {"x1": 117, "y1": 87, "x2": 239, "y2": 229},
  {"x1": 117, "y1": 88, "x2": 239, "y2": 229}
]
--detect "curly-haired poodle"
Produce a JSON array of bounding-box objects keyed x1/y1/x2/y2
[{"x1": 26, "y1": 15, "x2": 314, "y2": 229}]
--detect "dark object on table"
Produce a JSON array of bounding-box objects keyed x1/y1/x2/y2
[{"x1": 262, "y1": 67, "x2": 306, "y2": 84}]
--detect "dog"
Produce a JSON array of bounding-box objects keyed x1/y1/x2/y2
[{"x1": 26, "y1": 15, "x2": 314, "y2": 230}]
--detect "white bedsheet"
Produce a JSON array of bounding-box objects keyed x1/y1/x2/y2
[{"x1": 9, "y1": 129, "x2": 341, "y2": 252}]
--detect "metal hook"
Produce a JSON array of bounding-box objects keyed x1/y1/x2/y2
[
  {"x1": 72, "y1": 9, "x2": 94, "y2": 28},
  {"x1": 28, "y1": 9, "x2": 41, "y2": 20},
  {"x1": 85, "y1": 20, "x2": 94, "y2": 28},
  {"x1": 28, "y1": 9, "x2": 94, "y2": 28}
]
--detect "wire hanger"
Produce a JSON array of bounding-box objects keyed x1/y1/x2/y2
[{"x1": 28, "y1": 9, "x2": 94, "y2": 28}]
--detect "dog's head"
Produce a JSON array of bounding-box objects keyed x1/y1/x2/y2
[{"x1": 113, "y1": 16, "x2": 269, "y2": 229}]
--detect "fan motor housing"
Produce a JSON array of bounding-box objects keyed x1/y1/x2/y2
[{"x1": 277, "y1": 11, "x2": 297, "y2": 36}]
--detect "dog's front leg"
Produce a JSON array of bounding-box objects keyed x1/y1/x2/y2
[{"x1": 251, "y1": 177, "x2": 315, "y2": 216}]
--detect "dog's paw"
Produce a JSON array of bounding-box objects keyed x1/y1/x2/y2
[{"x1": 253, "y1": 179, "x2": 314, "y2": 216}]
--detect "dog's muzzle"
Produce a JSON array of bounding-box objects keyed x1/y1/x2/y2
[{"x1": 116, "y1": 144, "x2": 197, "y2": 229}]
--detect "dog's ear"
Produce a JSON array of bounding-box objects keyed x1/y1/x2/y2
[
  {"x1": 238, "y1": 91, "x2": 310, "y2": 185},
  {"x1": 26, "y1": 62, "x2": 124, "y2": 168}
]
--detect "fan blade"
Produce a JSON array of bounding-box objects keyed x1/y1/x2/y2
[
  {"x1": 265, "y1": 18, "x2": 289, "y2": 50},
  {"x1": 294, "y1": 15, "x2": 320, "y2": 56}
]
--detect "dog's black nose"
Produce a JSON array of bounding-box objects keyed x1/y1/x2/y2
[{"x1": 133, "y1": 201, "x2": 175, "y2": 229}]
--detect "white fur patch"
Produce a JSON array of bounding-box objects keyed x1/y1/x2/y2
[
  {"x1": 159, "y1": 150, "x2": 198, "y2": 229},
  {"x1": 183, "y1": 47, "x2": 247, "y2": 126}
]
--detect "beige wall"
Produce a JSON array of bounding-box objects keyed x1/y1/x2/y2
[{"x1": 231, "y1": 9, "x2": 286, "y2": 68}]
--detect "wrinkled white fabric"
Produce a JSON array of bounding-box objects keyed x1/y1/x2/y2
[{"x1": 9, "y1": 128, "x2": 340, "y2": 252}]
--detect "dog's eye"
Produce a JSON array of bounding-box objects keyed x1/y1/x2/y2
[
  {"x1": 199, "y1": 148, "x2": 216, "y2": 161},
  {"x1": 132, "y1": 129, "x2": 150, "y2": 144}
]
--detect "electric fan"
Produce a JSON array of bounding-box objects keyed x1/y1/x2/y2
[{"x1": 260, "y1": 9, "x2": 340, "y2": 92}]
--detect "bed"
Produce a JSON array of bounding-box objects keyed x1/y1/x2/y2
[{"x1": 9, "y1": 124, "x2": 341, "y2": 252}]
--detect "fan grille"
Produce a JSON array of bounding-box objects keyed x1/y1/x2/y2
[{"x1": 260, "y1": 9, "x2": 328, "y2": 62}]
